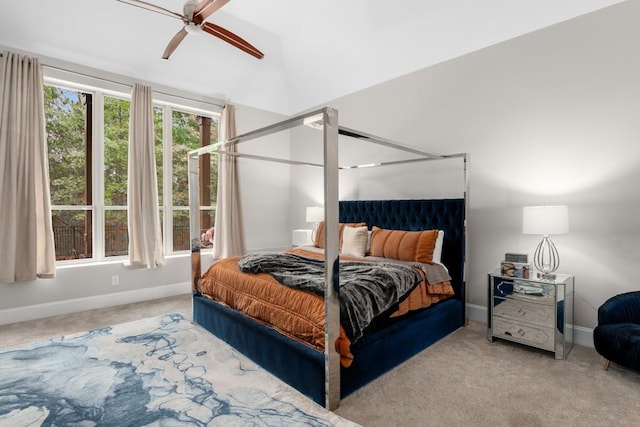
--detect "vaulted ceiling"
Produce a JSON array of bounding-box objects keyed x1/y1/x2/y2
[{"x1": 0, "y1": 0, "x2": 626, "y2": 115}]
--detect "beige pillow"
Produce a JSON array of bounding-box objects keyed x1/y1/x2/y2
[
  {"x1": 313, "y1": 221, "x2": 367, "y2": 248},
  {"x1": 341, "y1": 226, "x2": 368, "y2": 257}
]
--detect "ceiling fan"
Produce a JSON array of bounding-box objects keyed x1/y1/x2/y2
[{"x1": 117, "y1": 0, "x2": 264, "y2": 60}]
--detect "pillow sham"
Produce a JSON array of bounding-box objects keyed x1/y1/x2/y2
[
  {"x1": 369, "y1": 227, "x2": 440, "y2": 264},
  {"x1": 432, "y1": 230, "x2": 444, "y2": 264},
  {"x1": 313, "y1": 221, "x2": 367, "y2": 248},
  {"x1": 341, "y1": 226, "x2": 368, "y2": 257}
]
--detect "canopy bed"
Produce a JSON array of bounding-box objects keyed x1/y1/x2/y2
[{"x1": 188, "y1": 107, "x2": 469, "y2": 410}]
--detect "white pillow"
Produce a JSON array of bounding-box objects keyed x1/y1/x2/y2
[
  {"x1": 341, "y1": 226, "x2": 368, "y2": 257},
  {"x1": 432, "y1": 230, "x2": 444, "y2": 264}
]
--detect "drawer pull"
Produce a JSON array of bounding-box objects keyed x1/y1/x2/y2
[
  {"x1": 518, "y1": 329, "x2": 526, "y2": 336},
  {"x1": 518, "y1": 308, "x2": 527, "y2": 316}
]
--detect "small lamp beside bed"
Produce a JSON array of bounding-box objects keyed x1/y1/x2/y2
[{"x1": 523, "y1": 205, "x2": 569, "y2": 280}]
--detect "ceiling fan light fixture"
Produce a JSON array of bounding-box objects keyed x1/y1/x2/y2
[{"x1": 184, "y1": 22, "x2": 202, "y2": 34}]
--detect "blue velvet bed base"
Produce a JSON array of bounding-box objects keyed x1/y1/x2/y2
[
  {"x1": 193, "y1": 199, "x2": 466, "y2": 405},
  {"x1": 193, "y1": 293, "x2": 463, "y2": 404}
]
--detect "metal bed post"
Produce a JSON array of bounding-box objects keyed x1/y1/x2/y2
[
  {"x1": 188, "y1": 150, "x2": 201, "y2": 292},
  {"x1": 463, "y1": 153, "x2": 470, "y2": 325},
  {"x1": 322, "y1": 107, "x2": 340, "y2": 410}
]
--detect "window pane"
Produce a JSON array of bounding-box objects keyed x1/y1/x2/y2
[
  {"x1": 45, "y1": 86, "x2": 89, "y2": 206},
  {"x1": 172, "y1": 210, "x2": 190, "y2": 251},
  {"x1": 200, "y1": 209, "x2": 216, "y2": 249},
  {"x1": 105, "y1": 210, "x2": 128, "y2": 257},
  {"x1": 172, "y1": 209, "x2": 216, "y2": 252},
  {"x1": 171, "y1": 110, "x2": 218, "y2": 253},
  {"x1": 52, "y1": 210, "x2": 92, "y2": 260},
  {"x1": 104, "y1": 96, "x2": 130, "y2": 206},
  {"x1": 172, "y1": 110, "x2": 200, "y2": 206}
]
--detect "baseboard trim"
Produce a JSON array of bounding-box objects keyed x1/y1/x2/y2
[
  {"x1": 0, "y1": 282, "x2": 191, "y2": 326},
  {"x1": 1, "y1": 291, "x2": 596, "y2": 348},
  {"x1": 467, "y1": 303, "x2": 594, "y2": 348}
]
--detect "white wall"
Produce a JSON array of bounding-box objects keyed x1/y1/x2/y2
[
  {"x1": 307, "y1": 1, "x2": 640, "y2": 330},
  {"x1": 232, "y1": 105, "x2": 291, "y2": 251}
]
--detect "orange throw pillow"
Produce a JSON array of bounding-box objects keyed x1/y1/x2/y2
[{"x1": 369, "y1": 227, "x2": 439, "y2": 264}]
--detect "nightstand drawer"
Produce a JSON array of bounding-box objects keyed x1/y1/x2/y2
[
  {"x1": 492, "y1": 297, "x2": 554, "y2": 329},
  {"x1": 493, "y1": 278, "x2": 556, "y2": 306},
  {"x1": 492, "y1": 317, "x2": 555, "y2": 351}
]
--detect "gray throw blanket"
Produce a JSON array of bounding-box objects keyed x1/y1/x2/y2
[{"x1": 237, "y1": 252, "x2": 422, "y2": 343}]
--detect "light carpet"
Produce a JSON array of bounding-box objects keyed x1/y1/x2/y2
[{"x1": 0, "y1": 313, "x2": 358, "y2": 426}]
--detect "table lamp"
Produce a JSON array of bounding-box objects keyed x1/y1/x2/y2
[{"x1": 522, "y1": 205, "x2": 569, "y2": 279}]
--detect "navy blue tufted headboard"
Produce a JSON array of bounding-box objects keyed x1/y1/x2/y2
[{"x1": 339, "y1": 199, "x2": 465, "y2": 300}]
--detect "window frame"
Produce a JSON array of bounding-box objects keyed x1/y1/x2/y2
[{"x1": 44, "y1": 74, "x2": 221, "y2": 264}]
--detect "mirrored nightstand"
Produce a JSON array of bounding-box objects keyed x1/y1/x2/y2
[{"x1": 487, "y1": 270, "x2": 574, "y2": 359}]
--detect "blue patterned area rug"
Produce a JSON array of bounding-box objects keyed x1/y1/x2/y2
[{"x1": 0, "y1": 313, "x2": 358, "y2": 426}]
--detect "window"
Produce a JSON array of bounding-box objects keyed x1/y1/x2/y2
[
  {"x1": 45, "y1": 81, "x2": 219, "y2": 263},
  {"x1": 45, "y1": 86, "x2": 93, "y2": 260},
  {"x1": 171, "y1": 110, "x2": 218, "y2": 252},
  {"x1": 103, "y1": 95, "x2": 130, "y2": 257}
]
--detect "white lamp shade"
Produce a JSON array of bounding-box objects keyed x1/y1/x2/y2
[
  {"x1": 306, "y1": 207, "x2": 324, "y2": 223},
  {"x1": 522, "y1": 206, "x2": 569, "y2": 235}
]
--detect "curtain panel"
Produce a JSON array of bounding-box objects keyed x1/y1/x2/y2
[
  {"x1": 127, "y1": 83, "x2": 164, "y2": 268},
  {"x1": 0, "y1": 51, "x2": 56, "y2": 283},
  {"x1": 213, "y1": 104, "x2": 246, "y2": 258}
]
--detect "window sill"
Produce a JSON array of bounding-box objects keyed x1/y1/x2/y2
[{"x1": 56, "y1": 250, "x2": 214, "y2": 270}]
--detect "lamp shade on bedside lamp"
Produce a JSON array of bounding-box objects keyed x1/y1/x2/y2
[
  {"x1": 305, "y1": 207, "x2": 324, "y2": 223},
  {"x1": 523, "y1": 205, "x2": 569, "y2": 279}
]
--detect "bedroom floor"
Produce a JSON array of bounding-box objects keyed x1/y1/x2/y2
[
  {"x1": 0, "y1": 294, "x2": 193, "y2": 349},
  {"x1": 1, "y1": 295, "x2": 639, "y2": 427}
]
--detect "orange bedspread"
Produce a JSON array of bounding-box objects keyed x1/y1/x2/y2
[{"x1": 197, "y1": 248, "x2": 454, "y2": 367}]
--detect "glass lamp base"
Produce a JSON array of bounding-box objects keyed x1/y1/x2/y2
[
  {"x1": 533, "y1": 236, "x2": 560, "y2": 281},
  {"x1": 537, "y1": 272, "x2": 556, "y2": 280}
]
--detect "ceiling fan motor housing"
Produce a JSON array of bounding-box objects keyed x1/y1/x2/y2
[{"x1": 183, "y1": 0, "x2": 201, "y2": 20}]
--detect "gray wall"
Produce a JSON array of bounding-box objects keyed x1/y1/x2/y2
[{"x1": 307, "y1": 1, "x2": 640, "y2": 330}]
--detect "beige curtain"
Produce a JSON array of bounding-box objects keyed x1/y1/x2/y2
[
  {"x1": 213, "y1": 104, "x2": 246, "y2": 258},
  {"x1": 0, "y1": 51, "x2": 56, "y2": 283},
  {"x1": 127, "y1": 83, "x2": 164, "y2": 268}
]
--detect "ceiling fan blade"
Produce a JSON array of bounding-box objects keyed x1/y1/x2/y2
[
  {"x1": 117, "y1": 0, "x2": 185, "y2": 21},
  {"x1": 201, "y1": 22, "x2": 264, "y2": 59},
  {"x1": 193, "y1": 0, "x2": 230, "y2": 24},
  {"x1": 162, "y1": 28, "x2": 189, "y2": 60}
]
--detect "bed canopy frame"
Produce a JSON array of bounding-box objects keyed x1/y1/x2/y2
[{"x1": 188, "y1": 106, "x2": 469, "y2": 410}]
